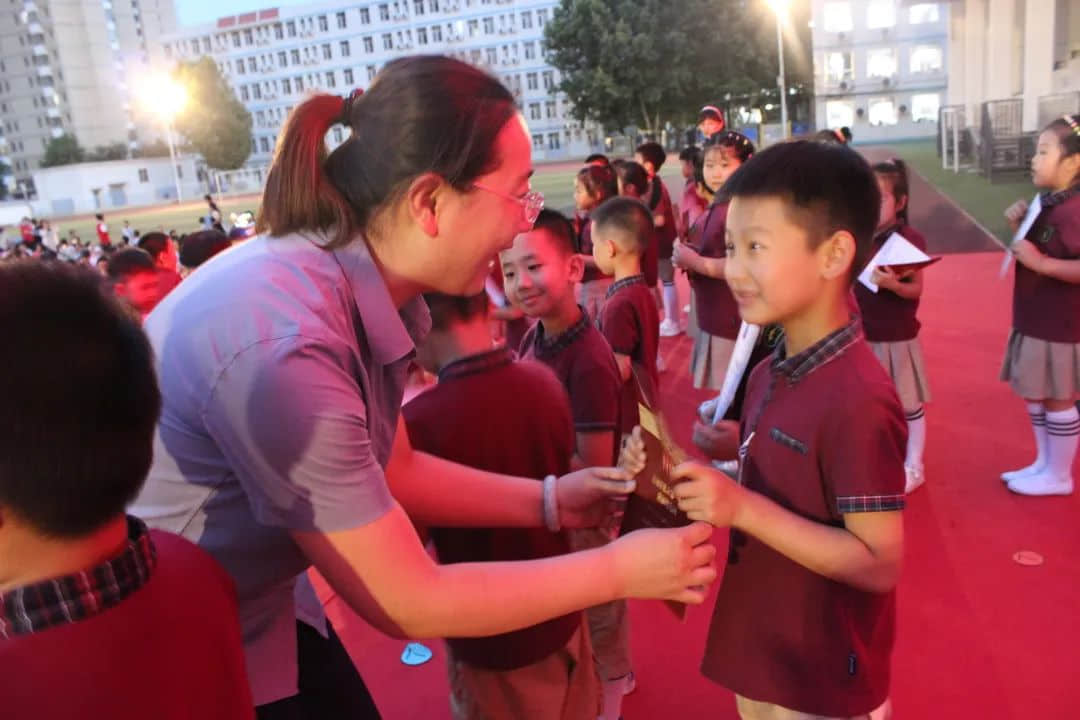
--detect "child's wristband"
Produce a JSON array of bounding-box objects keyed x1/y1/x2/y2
[{"x1": 543, "y1": 474, "x2": 561, "y2": 532}]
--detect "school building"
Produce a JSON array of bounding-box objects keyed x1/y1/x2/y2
[
  {"x1": 810, "y1": 0, "x2": 950, "y2": 142},
  {"x1": 160, "y1": 0, "x2": 604, "y2": 167}
]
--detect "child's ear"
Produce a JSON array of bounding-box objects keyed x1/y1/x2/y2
[
  {"x1": 819, "y1": 230, "x2": 856, "y2": 281},
  {"x1": 896, "y1": 194, "x2": 908, "y2": 217},
  {"x1": 567, "y1": 252, "x2": 585, "y2": 283}
]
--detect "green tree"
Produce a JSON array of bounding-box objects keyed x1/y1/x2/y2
[
  {"x1": 132, "y1": 139, "x2": 172, "y2": 158},
  {"x1": 544, "y1": 0, "x2": 776, "y2": 133},
  {"x1": 173, "y1": 57, "x2": 253, "y2": 170},
  {"x1": 40, "y1": 134, "x2": 86, "y2": 167},
  {"x1": 86, "y1": 141, "x2": 130, "y2": 162}
]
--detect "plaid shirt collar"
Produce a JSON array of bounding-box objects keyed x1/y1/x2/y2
[
  {"x1": 770, "y1": 316, "x2": 862, "y2": 385},
  {"x1": 605, "y1": 274, "x2": 646, "y2": 299},
  {"x1": 530, "y1": 306, "x2": 590, "y2": 360},
  {"x1": 0, "y1": 515, "x2": 157, "y2": 639},
  {"x1": 437, "y1": 345, "x2": 515, "y2": 382},
  {"x1": 1042, "y1": 182, "x2": 1080, "y2": 208}
]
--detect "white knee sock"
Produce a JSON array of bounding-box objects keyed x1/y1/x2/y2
[
  {"x1": 662, "y1": 282, "x2": 678, "y2": 324},
  {"x1": 1026, "y1": 402, "x2": 1049, "y2": 472},
  {"x1": 1043, "y1": 407, "x2": 1080, "y2": 479},
  {"x1": 904, "y1": 406, "x2": 926, "y2": 469}
]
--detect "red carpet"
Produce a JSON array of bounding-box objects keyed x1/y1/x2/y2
[{"x1": 311, "y1": 251, "x2": 1079, "y2": 719}]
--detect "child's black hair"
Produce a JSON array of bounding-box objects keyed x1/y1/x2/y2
[
  {"x1": 679, "y1": 145, "x2": 702, "y2": 165},
  {"x1": 615, "y1": 160, "x2": 649, "y2": 197},
  {"x1": 707, "y1": 130, "x2": 756, "y2": 164},
  {"x1": 1045, "y1": 113, "x2": 1080, "y2": 185},
  {"x1": 0, "y1": 261, "x2": 160, "y2": 537},
  {"x1": 106, "y1": 247, "x2": 157, "y2": 281},
  {"x1": 584, "y1": 153, "x2": 611, "y2": 167},
  {"x1": 723, "y1": 140, "x2": 881, "y2": 282},
  {"x1": 576, "y1": 165, "x2": 618, "y2": 205},
  {"x1": 872, "y1": 158, "x2": 910, "y2": 226},
  {"x1": 531, "y1": 208, "x2": 578, "y2": 257},
  {"x1": 813, "y1": 128, "x2": 849, "y2": 146},
  {"x1": 423, "y1": 291, "x2": 490, "y2": 332},
  {"x1": 590, "y1": 196, "x2": 654, "y2": 254},
  {"x1": 635, "y1": 141, "x2": 666, "y2": 172}
]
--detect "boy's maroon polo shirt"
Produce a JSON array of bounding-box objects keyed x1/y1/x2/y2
[{"x1": 597, "y1": 274, "x2": 660, "y2": 435}]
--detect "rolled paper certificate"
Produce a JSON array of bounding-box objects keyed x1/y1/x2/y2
[
  {"x1": 707, "y1": 322, "x2": 761, "y2": 425},
  {"x1": 1000, "y1": 193, "x2": 1043, "y2": 278}
]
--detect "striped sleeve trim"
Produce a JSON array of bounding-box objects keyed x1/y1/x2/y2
[{"x1": 837, "y1": 494, "x2": 906, "y2": 513}]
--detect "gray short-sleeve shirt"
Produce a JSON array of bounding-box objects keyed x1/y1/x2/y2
[{"x1": 131, "y1": 231, "x2": 429, "y2": 705}]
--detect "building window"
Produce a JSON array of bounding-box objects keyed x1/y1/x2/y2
[
  {"x1": 232, "y1": 31, "x2": 241, "y2": 47},
  {"x1": 322, "y1": 43, "x2": 332, "y2": 60},
  {"x1": 240, "y1": 85, "x2": 249, "y2": 101},
  {"x1": 417, "y1": 27, "x2": 428, "y2": 44},
  {"x1": 526, "y1": 72, "x2": 537, "y2": 90},
  {"x1": 521, "y1": 11, "x2": 532, "y2": 29},
  {"x1": 275, "y1": 23, "x2": 284, "y2": 39},
  {"x1": 532, "y1": 133, "x2": 544, "y2": 149},
  {"x1": 282, "y1": 77, "x2": 292, "y2": 93},
  {"x1": 260, "y1": 137, "x2": 270, "y2": 153},
  {"x1": 383, "y1": 33, "x2": 393, "y2": 49},
  {"x1": 379, "y1": 4, "x2": 389, "y2": 21},
  {"x1": 326, "y1": 71, "x2": 336, "y2": 87},
  {"x1": 414, "y1": 0, "x2": 424, "y2": 15},
  {"x1": 823, "y1": 2, "x2": 853, "y2": 33},
  {"x1": 318, "y1": 15, "x2": 328, "y2": 32},
  {"x1": 866, "y1": 47, "x2": 897, "y2": 78},
  {"x1": 244, "y1": 29, "x2": 253, "y2": 45},
  {"x1": 545, "y1": 100, "x2": 556, "y2": 118},
  {"x1": 278, "y1": 50, "x2": 287, "y2": 66},
  {"x1": 336, "y1": 11, "x2": 347, "y2": 28},
  {"x1": 333, "y1": 127, "x2": 343, "y2": 143},
  {"x1": 287, "y1": 20, "x2": 296, "y2": 36},
  {"x1": 253, "y1": 84, "x2": 261, "y2": 99},
  {"x1": 296, "y1": 76, "x2": 304, "y2": 91},
  {"x1": 524, "y1": 41, "x2": 536, "y2": 60},
  {"x1": 468, "y1": 19, "x2": 479, "y2": 36},
  {"x1": 246, "y1": 57, "x2": 255, "y2": 72},
  {"x1": 432, "y1": 25, "x2": 442, "y2": 42},
  {"x1": 340, "y1": 40, "x2": 350, "y2": 56},
  {"x1": 256, "y1": 110, "x2": 265, "y2": 125},
  {"x1": 537, "y1": 9, "x2": 548, "y2": 27},
  {"x1": 486, "y1": 47, "x2": 497, "y2": 64},
  {"x1": 364, "y1": 36, "x2": 373, "y2": 52},
  {"x1": 911, "y1": 92, "x2": 940, "y2": 122},
  {"x1": 908, "y1": 3, "x2": 939, "y2": 24},
  {"x1": 910, "y1": 45, "x2": 943, "y2": 73},
  {"x1": 291, "y1": 49, "x2": 300, "y2": 64},
  {"x1": 367, "y1": 65, "x2": 377, "y2": 80},
  {"x1": 344, "y1": 68, "x2": 354, "y2": 84},
  {"x1": 824, "y1": 51, "x2": 854, "y2": 86},
  {"x1": 542, "y1": 70, "x2": 554, "y2": 90},
  {"x1": 483, "y1": 17, "x2": 494, "y2": 34},
  {"x1": 431, "y1": 0, "x2": 439, "y2": 11},
  {"x1": 867, "y1": 96, "x2": 898, "y2": 125},
  {"x1": 825, "y1": 99, "x2": 856, "y2": 129},
  {"x1": 866, "y1": 0, "x2": 896, "y2": 29},
  {"x1": 547, "y1": 131, "x2": 559, "y2": 149},
  {"x1": 529, "y1": 102, "x2": 540, "y2": 120}
]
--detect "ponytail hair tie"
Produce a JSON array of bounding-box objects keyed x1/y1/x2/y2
[{"x1": 339, "y1": 88, "x2": 363, "y2": 126}]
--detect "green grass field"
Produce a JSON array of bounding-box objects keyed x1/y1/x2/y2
[{"x1": 48, "y1": 162, "x2": 689, "y2": 244}]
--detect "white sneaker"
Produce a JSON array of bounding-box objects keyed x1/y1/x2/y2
[
  {"x1": 659, "y1": 319, "x2": 681, "y2": 337},
  {"x1": 1001, "y1": 462, "x2": 1046, "y2": 483},
  {"x1": 656, "y1": 352, "x2": 666, "y2": 373},
  {"x1": 1007, "y1": 473, "x2": 1074, "y2": 496},
  {"x1": 904, "y1": 465, "x2": 925, "y2": 494},
  {"x1": 682, "y1": 304, "x2": 690, "y2": 314}
]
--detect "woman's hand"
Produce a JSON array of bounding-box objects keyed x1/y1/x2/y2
[
  {"x1": 611, "y1": 522, "x2": 718, "y2": 604},
  {"x1": 556, "y1": 466, "x2": 635, "y2": 529},
  {"x1": 1012, "y1": 238, "x2": 1048, "y2": 274},
  {"x1": 1004, "y1": 199, "x2": 1029, "y2": 234},
  {"x1": 672, "y1": 240, "x2": 701, "y2": 273}
]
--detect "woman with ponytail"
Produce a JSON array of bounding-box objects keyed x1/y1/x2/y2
[{"x1": 131, "y1": 56, "x2": 716, "y2": 718}]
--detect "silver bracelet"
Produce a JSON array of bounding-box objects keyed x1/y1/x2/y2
[{"x1": 542, "y1": 474, "x2": 561, "y2": 532}]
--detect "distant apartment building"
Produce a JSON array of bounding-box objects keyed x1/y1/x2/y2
[
  {"x1": 810, "y1": 0, "x2": 949, "y2": 141},
  {"x1": 946, "y1": 0, "x2": 1079, "y2": 131},
  {"x1": 0, "y1": 0, "x2": 177, "y2": 191},
  {"x1": 161, "y1": 0, "x2": 603, "y2": 167}
]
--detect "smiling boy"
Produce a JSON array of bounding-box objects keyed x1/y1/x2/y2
[{"x1": 667, "y1": 141, "x2": 907, "y2": 720}]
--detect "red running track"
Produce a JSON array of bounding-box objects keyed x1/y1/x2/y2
[{"x1": 311, "y1": 252, "x2": 1079, "y2": 718}]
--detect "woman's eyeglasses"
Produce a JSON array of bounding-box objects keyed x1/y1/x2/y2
[{"x1": 472, "y1": 182, "x2": 545, "y2": 226}]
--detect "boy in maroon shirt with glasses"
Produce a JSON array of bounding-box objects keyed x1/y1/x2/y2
[
  {"x1": 501, "y1": 209, "x2": 632, "y2": 720},
  {"x1": 629, "y1": 141, "x2": 906, "y2": 720},
  {"x1": 404, "y1": 292, "x2": 598, "y2": 720}
]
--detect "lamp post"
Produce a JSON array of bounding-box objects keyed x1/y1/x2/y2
[
  {"x1": 138, "y1": 76, "x2": 188, "y2": 203},
  {"x1": 767, "y1": 0, "x2": 790, "y2": 138}
]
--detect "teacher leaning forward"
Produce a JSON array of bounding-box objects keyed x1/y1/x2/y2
[{"x1": 132, "y1": 56, "x2": 717, "y2": 718}]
